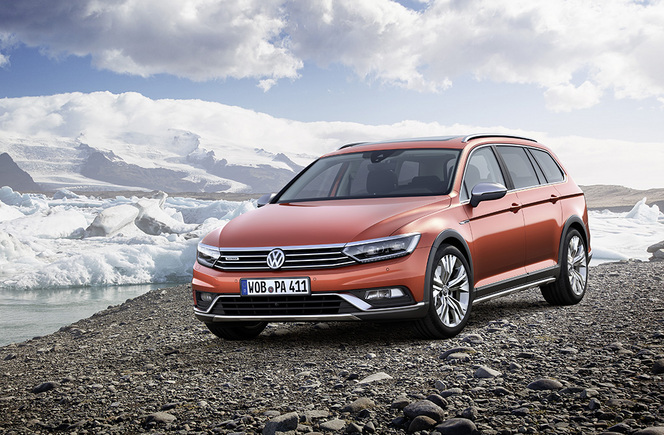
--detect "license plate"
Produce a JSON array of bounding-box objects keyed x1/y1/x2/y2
[{"x1": 240, "y1": 277, "x2": 310, "y2": 296}]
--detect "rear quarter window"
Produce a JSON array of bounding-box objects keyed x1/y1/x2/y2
[{"x1": 530, "y1": 148, "x2": 565, "y2": 183}]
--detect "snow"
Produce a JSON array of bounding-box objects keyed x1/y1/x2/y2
[
  {"x1": 588, "y1": 198, "x2": 664, "y2": 265},
  {"x1": 0, "y1": 187, "x2": 663, "y2": 290},
  {"x1": 0, "y1": 187, "x2": 254, "y2": 289}
]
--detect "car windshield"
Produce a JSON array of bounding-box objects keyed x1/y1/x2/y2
[{"x1": 277, "y1": 148, "x2": 460, "y2": 202}]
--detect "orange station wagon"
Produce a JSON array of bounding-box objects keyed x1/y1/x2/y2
[{"x1": 192, "y1": 135, "x2": 591, "y2": 339}]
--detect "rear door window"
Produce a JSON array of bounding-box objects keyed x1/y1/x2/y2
[{"x1": 496, "y1": 146, "x2": 540, "y2": 189}]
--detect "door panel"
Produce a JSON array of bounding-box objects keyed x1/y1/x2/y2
[
  {"x1": 466, "y1": 191, "x2": 526, "y2": 289},
  {"x1": 516, "y1": 187, "x2": 563, "y2": 272}
]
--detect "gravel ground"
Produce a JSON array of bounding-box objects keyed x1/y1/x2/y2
[{"x1": 1, "y1": 260, "x2": 663, "y2": 435}]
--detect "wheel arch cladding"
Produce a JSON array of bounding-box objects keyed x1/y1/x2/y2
[
  {"x1": 423, "y1": 230, "x2": 474, "y2": 304},
  {"x1": 559, "y1": 215, "x2": 590, "y2": 265}
]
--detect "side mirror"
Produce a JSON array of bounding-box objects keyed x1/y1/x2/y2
[
  {"x1": 470, "y1": 183, "x2": 507, "y2": 207},
  {"x1": 257, "y1": 193, "x2": 276, "y2": 208}
]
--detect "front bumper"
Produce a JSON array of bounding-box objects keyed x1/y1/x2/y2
[
  {"x1": 194, "y1": 291, "x2": 427, "y2": 323},
  {"x1": 192, "y1": 245, "x2": 431, "y2": 323}
]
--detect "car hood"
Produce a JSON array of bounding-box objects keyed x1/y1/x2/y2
[{"x1": 208, "y1": 197, "x2": 451, "y2": 248}]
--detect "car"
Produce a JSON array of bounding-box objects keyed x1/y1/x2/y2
[{"x1": 192, "y1": 134, "x2": 591, "y2": 340}]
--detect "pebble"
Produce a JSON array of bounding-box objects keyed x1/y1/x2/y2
[
  {"x1": 527, "y1": 378, "x2": 563, "y2": 390},
  {"x1": 263, "y1": 412, "x2": 299, "y2": 435},
  {"x1": 0, "y1": 262, "x2": 662, "y2": 434},
  {"x1": 341, "y1": 397, "x2": 374, "y2": 413},
  {"x1": 474, "y1": 365, "x2": 501, "y2": 378},
  {"x1": 403, "y1": 399, "x2": 445, "y2": 422},
  {"x1": 357, "y1": 372, "x2": 392, "y2": 384},
  {"x1": 435, "y1": 417, "x2": 478, "y2": 435}
]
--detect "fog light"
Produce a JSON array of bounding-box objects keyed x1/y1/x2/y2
[
  {"x1": 365, "y1": 288, "x2": 405, "y2": 300},
  {"x1": 200, "y1": 292, "x2": 214, "y2": 302}
]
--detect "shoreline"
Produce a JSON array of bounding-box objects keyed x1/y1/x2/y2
[{"x1": 1, "y1": 261, "x2": 663, "y2": 434}]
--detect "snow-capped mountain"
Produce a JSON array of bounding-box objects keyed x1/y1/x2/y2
[{"x1": 0, "y1": 92, "x2": 333, "y2": 193}]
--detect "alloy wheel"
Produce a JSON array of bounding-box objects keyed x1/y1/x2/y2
[
  {"x1": 567, "y1": 235, "x2": 588, "y2": 296},
  {"x1": 432, "y1": 254, "x2": 471, "y2": 327}
]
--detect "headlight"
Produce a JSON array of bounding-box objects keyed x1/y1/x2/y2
[
  {"x1": 197, "y1": 243, "x2": 221, "y2": 268},
  {"x1": 343, "y1": 233, "x2": 420, "y2": 263}
]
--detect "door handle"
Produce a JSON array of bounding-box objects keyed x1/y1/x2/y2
[
  {"x1": 510, "y1": 202, "x2": 522, "y2": 213},
  {"x1": 549, "y1": 194, "x2": 559, "y2": 203}
]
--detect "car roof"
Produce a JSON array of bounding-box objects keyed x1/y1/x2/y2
[{"x1": 326, "y1": 134, "x2": 539, "y2": 157}]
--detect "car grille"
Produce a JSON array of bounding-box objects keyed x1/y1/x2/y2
[
  {"x1": 201, "y1": 295, "x2": 356, "y2": 316},
  {"x1": 213, "y1": 245, "x2": 357, "y2": 271}
]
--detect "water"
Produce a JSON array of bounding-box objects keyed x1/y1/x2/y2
[{"x1": 0, "y1": 283, "x2": 182, "y2": 347}]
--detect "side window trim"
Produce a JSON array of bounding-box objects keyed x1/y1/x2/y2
[{"x1": 459, "y1": 143, "x2": 567, "y2": 203}]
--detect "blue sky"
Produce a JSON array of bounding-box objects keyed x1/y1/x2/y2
[{"x1": 1, "y1": 0, "x2": 664, "y2": 187}]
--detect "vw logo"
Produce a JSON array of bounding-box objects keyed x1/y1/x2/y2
[{"x1": 266, "y1": 249, "x2": 285, "y2": 270}]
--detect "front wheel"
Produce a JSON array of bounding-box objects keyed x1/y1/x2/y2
[
  {"x1": 415, "y1": 245, "x2": 473, "y2": 339},
  {"x1": 205, "y1": 322, "x2": 268, "y2": 340},
  {"x1": 541, "y1": 228, "x2": 588, "y2": 305}
]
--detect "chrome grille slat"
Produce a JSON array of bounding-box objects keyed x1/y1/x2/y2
[{"x1": 214, "y1": 245, "x2": 356, "y2": 271}]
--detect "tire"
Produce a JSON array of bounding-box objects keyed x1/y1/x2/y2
[
  {"x1": 541, "y1": 228, "x2": 588, "y2": 305},
  {"x1": 415, "y1": 245, "x2": 474, "y2": 339},
  {"x1": 205, "y1": 322, "x2": 268, "y2": 340}
]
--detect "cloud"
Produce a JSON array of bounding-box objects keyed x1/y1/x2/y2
[
  {"x1": 1, "y1": 0, "x2": 664, "y2": 109},
  {"x1": 544, "y1": 81, "x2": 603, "y2": 112},
  {"x1": 0, "y1": 0, "x2": 302, "y2": 81}
]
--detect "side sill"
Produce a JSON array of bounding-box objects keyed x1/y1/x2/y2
[{"x1": 473, "y1": 266, "x2": 559, "y2": 304}]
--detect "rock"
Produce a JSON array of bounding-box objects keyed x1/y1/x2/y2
[
  {"x1": 346, "y1": 422, "x2": 363, "y2": 433},
  {"x1": 408, "y1": 415, "x2": 437, "y2": 432},
  {"x1": 647, "y1": 240, "x2": 664, "y2": 253},
  {"x1": 357, "y1": 372, "x2": 392, "y2": 384},
  {"x1": 652, "y1": 359, "x2": 664, "y2": 374},
  {"x1": 474, "y1": 365, "x2": 501, "y2": 378},
  {"x1": 527, "y1": 378, "x2": 563, "y2": 390},
  {"x1": 263, "y1": 412, "x2": 299, "y2": 435},
  {"x1": 31, "y1": 382, "x2": 58, "y2": 394},
  {"x1": 320, "y1": 418, "x2": 346, "y2": 432},
  {"x1": 461, "y1": 334, "x2": 483, "y2": 344},
  {"x1": 425, "y1": 393, "x2": 448, "y2": 408},
  {"x1": 145, "y1": 412, "x2": 176, "y2": 424},
  {"x1": 446, "y1": 352, "x2": 472, "y2": 362},
  {"x1": 435, "y1": 417, "x2": 478, "y2": 435},
  {"x1": 403, "y1": 400, "x2": 445, "y2": 422},
  {"x1": 441, "y1": 347, "x2": 474, "y2": 359},
  {"x1": 391, "y1": 396, "x2": 410, "y2": 409},
  {"x1": 440, "y1": 387, "x2": 463, "y2": 398},
  {"x1": 461, "y1": 406, "x2": 479, "y2": 420},
  {"x1": 341, "y1": 397, "x2": 374, "y2": 413},
  {"x1": 635, "y1": 428, "x2": 664, "y2": 435}
]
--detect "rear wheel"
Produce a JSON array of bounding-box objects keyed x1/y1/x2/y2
[
  {"x1": 415, "y1": 245, "x2": 473, "y2": 339},
  {"x1": 205, "y1": 322, "x2": 268, "y2": 340},
  {"x1": 541, "y1": 228, "x2": 588, "y2": 305}
]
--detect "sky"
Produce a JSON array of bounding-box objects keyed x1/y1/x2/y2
[{"x1": 1, "y1": 0, "x2": 664, "y2": 188}]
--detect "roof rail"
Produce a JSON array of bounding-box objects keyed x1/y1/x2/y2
[
  {"x1": 462, "y1": 134, "x2": 537, "y2": 143},
  {"x1": 338, "y1": 142, "x2": 368, "y2": 150}
]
